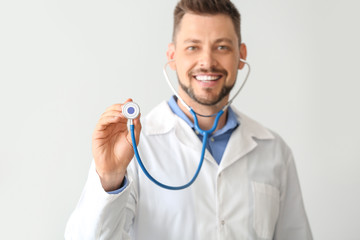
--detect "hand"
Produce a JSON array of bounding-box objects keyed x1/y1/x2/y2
[{"x1": 92, "y1": 99, "x2": 142, "y2": 191}]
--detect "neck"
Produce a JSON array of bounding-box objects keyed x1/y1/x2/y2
[{"x1": 177, "y1": 94, "x2": 229, "y2": 132}]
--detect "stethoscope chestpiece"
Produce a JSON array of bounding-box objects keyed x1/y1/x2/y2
[{"x1": 122, "y1": 102, "x2": 140, "y2": 120}]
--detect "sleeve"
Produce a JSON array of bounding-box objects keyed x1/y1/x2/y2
[
  {"x1": 64, "y1": 161, "x2": 138, "y2": 240},
  {"x1": 107, "y1": 177, "x2": 129, "y2": 195},
  {"x1": 274, "y1": 153, "x2": 313, "y2": 240}
]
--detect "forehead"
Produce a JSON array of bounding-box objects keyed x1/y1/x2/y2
[{"x1": 175, "y1": 13, "x2": 238, "y2": 44}]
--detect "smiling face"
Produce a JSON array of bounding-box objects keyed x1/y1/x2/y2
[{"x1": 167, "y1": 13, "x2": 247, "y2": 108}]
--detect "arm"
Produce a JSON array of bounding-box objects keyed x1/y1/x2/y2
[
  {"x1": 64, "y1": 163, "x2": 137, "y2": 240},
  {"x1": 274, "y1": 153, "x2": 313, "y2": 240},
  {"x1": 65, "y1": 100, "x2": 141, "y2": 239}
]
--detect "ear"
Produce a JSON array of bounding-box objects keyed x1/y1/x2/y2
[
  {"x1": 166, "y1": 42, "x2": 176, "y2": 70},
  {"x1": 238, "y1": 43, "x2": 247, "y2": 70}
]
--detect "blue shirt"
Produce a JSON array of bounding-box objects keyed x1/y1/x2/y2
[{"x1": 167, "y1": 96, "x2": 239, "y2": 165}]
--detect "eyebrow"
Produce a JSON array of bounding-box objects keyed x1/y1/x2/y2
[
  {"x1": 183, "y1": 38, "x2": 234, "y2": 44},
  {"x1": 183, "y1": 39, "x2": 201, "y2": 44},
  {"x1": 214, "y1": 38, "x2": 234, "y2": 44}
]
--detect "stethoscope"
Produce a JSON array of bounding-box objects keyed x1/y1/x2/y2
[{"x1": 122, "y1": 59, "x2": 250, "y2": 190}]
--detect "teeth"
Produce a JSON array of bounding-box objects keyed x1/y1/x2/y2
[{"x1": 195, "y1": 75, "x2": 220, "y2": 81}]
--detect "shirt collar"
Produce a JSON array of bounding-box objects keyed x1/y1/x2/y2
[{"x1": 167, "y1": 96, "x2": 239, "y2": 135}]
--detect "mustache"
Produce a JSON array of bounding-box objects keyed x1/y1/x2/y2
[{"x1": 189, "y1": 67, "x2": 227, "y2": 76}]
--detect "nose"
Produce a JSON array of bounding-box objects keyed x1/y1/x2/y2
[{"x1": 199, "y1": 48, "x2": 217, "y2": 69}]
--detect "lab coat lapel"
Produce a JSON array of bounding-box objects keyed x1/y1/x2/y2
[
  {"x1": 218, "y1": 124, "x2": 257, "y2": 172},
  {"x1": 174, "y1": 118, "x2": 216, "y2": 164},
  {"x1": 218, "y1": 110, "x2": 275, "y2": 173}
]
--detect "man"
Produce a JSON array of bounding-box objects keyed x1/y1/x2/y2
[{"x1": 65, "y1": 0, "x2": 312, "y2": 239}]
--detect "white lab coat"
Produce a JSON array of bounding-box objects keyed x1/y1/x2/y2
[{"x1": 65, "y1": 101, "x2": 312, "y2": 240}]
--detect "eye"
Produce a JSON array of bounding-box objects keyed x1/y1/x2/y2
[
  {"x1": 217, "y1": 45, "x2": 229, "y2": 50},
  {"x1": 186, "y1": 46, "x2": 197, "y2": 51}
]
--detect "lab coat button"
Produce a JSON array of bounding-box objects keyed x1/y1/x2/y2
[{"x1": 221, "y1": 220, "x2": 225, "y2": 225}]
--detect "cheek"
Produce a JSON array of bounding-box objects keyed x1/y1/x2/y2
[
  {"x1": 219, "y1": 54, "x2": 238, "y2": 68},
  {"x1": 175, "y1": 65, "x2": 189, "y2": 84},
  {"x1": 224, "y1": 60, "x2": 240, "y2": 83},
  {"x1": 176, "y1": 61, "x2": 194, "y2": 82}
]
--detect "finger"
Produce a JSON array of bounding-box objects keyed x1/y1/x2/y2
[
  {"x1": 95, "y1": 115, "x2": 127, "y2": 131},
  {"x1": 105, "y1": 104, "x2": 123, "y2": 112},
  {"x1": 101, "y1": 110, "x2": 123, "y2": 118},
  {"x1": 105, "y1": 99, "x2": 133, "y2": 112}
]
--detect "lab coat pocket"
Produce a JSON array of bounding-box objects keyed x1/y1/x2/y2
[{"x1": 252, "y1": 181, "x2": 280, "y2": 239}]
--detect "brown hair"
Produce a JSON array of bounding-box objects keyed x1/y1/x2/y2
[{"x1": 173, "y1": 0, "x2": 241, "y2": 45}]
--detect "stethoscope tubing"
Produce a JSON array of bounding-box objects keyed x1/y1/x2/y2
[
  {"x1": 130, "y1": 125, "x2": 206, "y2": 190},
  {"x1": 130, "y1": 109, "x2": 223, "y2": 190},
  {"x1": 129, "y1": 59, "x2": 250, "y2": 190}
]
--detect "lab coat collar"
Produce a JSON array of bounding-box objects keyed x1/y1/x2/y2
[{"x1": 143, "y1": 101, "x2": 275, "y2": 169}]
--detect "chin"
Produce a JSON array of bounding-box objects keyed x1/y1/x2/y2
[
  {"x1": 179, "y1": 80, "x2": 232, "y2": 106},
  {"x1": 190, "y1": 93, "x2": 224, "y2": 106}
]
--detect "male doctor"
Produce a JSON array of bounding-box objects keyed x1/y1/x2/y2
[{"x1": 65, "y1": 0, "x2": 312, "y2": 239}]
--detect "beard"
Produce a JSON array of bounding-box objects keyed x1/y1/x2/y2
[
  {"x1": 179, "y1": 81, "x2": 233, "y2": 106},
  {"x1": 178, "y1": 67, "x2": 235, "y2": 106}
]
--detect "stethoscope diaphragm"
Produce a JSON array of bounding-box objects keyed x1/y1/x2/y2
[{"x1": 122, "y1": 102, "x2": 140, "y2": 120}]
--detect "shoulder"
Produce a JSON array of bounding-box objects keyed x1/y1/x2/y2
[
  {"x1": 141, "y1": 101, "x2": 177, "y2": 136},
  {"x1": 231, "y1": 107, "x2": 275, "y2": 141},
  {"x1": 231, "y1": 107, "x2": 293, "y2": 157}
]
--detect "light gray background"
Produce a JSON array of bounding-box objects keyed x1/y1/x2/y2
[{"x1": 1, "y1": 0, "x2": 359, "y2": 239}]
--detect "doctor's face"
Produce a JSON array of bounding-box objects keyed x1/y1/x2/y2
[{"x1": 167, "y1": 13, "x2": 246, "y2": 106}]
